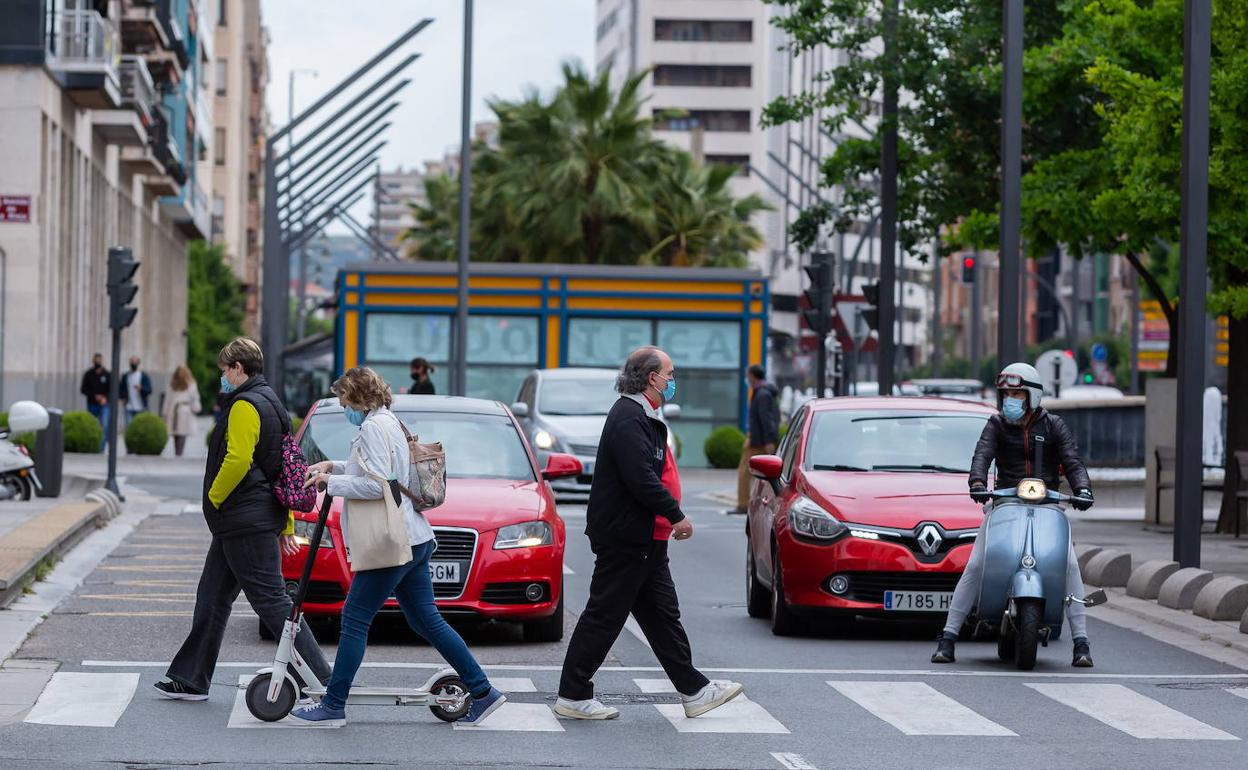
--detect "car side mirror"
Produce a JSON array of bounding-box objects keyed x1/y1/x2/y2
[
  {"x1": 749, "y1": 454, "x2": 783, "y2": 480},
  {"x1": 510, "y1": 402, "x2": 529, "y2": 419},
  {"x1": 542, "y1": 452, "x2": 582, "y2": 480},
  {"x1": 662, "y1": 403, "x2": 681, "y2": 420}
]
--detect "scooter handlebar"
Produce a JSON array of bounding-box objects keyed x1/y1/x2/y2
[{"x1": 988, "y1": 486, "x2": 1075, "y2": 504}]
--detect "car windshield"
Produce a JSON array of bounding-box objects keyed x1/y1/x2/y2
[
  {"x1": 804, "y1": 410, "x2": 989, "y2": 473},
  {"x1": 537, "y1": 378, "x2": 618, "y2": 416},
  {"x1": 300, "y1": 410, "x2": 535, "y2": 481}
]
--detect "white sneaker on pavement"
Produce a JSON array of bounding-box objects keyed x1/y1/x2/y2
[
  {"x1": 681, "y1": 680, "x2": 744, "y2": 718},
  {"x1": 553, "y1": 697, "x2": 620, "y2": 720}
]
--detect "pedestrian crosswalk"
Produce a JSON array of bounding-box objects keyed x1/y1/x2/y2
[{"x1": 17, "y1": 670, "x2": 1248, "y2": 741}]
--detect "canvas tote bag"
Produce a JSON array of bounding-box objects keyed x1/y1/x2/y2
[{"x1": 341, "y1": 440, "x2": 412, "y2": 572}]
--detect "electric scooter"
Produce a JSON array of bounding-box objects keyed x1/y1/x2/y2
[
  {"x1": 974, "y1": 435, "x2": 1107, "y2": 671},
  {"x1": 245, "y1": 491, "x2": 471, "y2": 723}
]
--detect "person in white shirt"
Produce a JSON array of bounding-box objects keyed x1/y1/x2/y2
[{"x1": 123, "y1": 356, "x2": 153, "y2": 427}]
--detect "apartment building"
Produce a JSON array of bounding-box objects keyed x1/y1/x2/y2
[
  {"x1": 373, "y1": 167, "x2": 424, "y2": 249},
  {"x1": 0, "y1": 0, "x2": 215, "y2": 408},
  {"x1": 212, "y1": 0, "x2": 267, "y2": 334}
]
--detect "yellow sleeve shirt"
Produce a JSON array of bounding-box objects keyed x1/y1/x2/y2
[{"x1": 208, "y1": 401, "x2": 295, "y2": 535}]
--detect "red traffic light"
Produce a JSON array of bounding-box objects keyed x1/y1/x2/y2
[{"x1": 963, "y1": 257, "x2": 975, "y2": 268}]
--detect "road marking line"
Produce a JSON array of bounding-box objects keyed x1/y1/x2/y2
[
  {"x1": 228, "y1": 675, "x2": 340, "y2": 729},
  {"x1": 636, "y1": 679, "x2": 788, "y2": 734},
  {"x1": 77, "y1": 594, "x2": 198, "y2": 602},
  {"x1": 97, "y1": 566, "x2": 203, "y2": 573},
  {"x1": 84, "y1": 612, "x2": 196, "y2": 617},
  {"x1": 1026, "y1": 683, "x2": 1239, "y2": 740},
  {"x1": 562, "y1": 563, "x2": 574, "y2": 575},
  {"x1": 126, "y1": 555, "x2": 206, "y2": 561},
  {"x1": 24, "y1": 672, "x2": 139, "y2": 727},
  {"x1": 111, "y1": 544, "x2": 204, "y2": 550},
  {"x1": 828, "y1": 681, "x2": 1016, "y2": 736},
  {"x1": 1230, "y1": 688, "x2": 1248, "y2": 701},
  {"x1": 623, "y1": 616, "x2": 652, "y2": 650},
  {"x1": 772, "y1": 753, "x2": 819, "y2": 770},
  {"x1": 107, "y1": 580, "x2": 199, "y2": 587},
  {"x1": 492, "y1": 677, "x2": 537, "y2": 693},
  {"x1": 453, "y1": 703, "x2": 564, "y2": 732}
]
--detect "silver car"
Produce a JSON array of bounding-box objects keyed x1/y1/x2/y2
[{"x1": 511, "y1": 368, "x2": 679, "y2": 496}]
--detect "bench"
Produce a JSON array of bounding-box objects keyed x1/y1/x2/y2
[{"x1": 1153, "y1": 446, "x2": 1223, "y2": 527}]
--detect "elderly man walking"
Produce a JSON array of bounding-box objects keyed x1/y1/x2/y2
[{"x1": 555, "y1": 347, "x2": 743, "y2": 721}]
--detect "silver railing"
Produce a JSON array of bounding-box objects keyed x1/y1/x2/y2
[
  {"x1": 119, "y1": 56, "x2": 157, "y2": 123},
  {"x1": 45, "y1": 7, "x2": 120, "y2": 73}
]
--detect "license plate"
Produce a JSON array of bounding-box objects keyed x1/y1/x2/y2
[
  {"x1": 883, "y1": 590, "x2": 953, "y2": 611},
  {"x1": 429, "y1": 562, "x2": 460, "y2": 583}
]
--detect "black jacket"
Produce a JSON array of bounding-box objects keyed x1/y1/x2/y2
[
  {"x1": 585, "y1": 395, "x2": 685, "y2": 551},
  {"x1": 748, "y1": 382, "x2": 780, "y2": 447},
  {"x1": 410, "y1": 378, "x2": 436, "y2": 395},
  {"x1": 80, "y1": 366, "x2": 110, "y2": 404},
  {"x1": 969, "y1": 408, "x2": 1091, "y2": 493},
  {"x1": 202, "y1": 376, "x2": 291, "y2": 538}
]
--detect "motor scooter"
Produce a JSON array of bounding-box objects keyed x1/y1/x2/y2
[
  {"x1": 0, "y1": 401, "x2": 49, "y2": 501},
  {"x1": 974, "y1": 436, "x2": 1106, "y2": 670},
  {"x1": 245, "y1": 491, "x2": 471, "y2": 723}
]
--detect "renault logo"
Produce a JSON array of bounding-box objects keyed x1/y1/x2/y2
[{"x1": 916, "y1": 524, "x2": 943, "y2": 556}]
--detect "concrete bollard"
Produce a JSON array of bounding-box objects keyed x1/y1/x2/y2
[
  {"x1": 1158, "y1": 568, "x2": 1215, "y2": 610},
  {"x1": 1084, "y1": 549, "x2": 1132, "y2": 587},
  {"x1": 1126, "y1": 560, "x2": 1181, "y2": 600},
  {"x1": 1075, "y1": 545, "x2": 1104, "y2": 573},
  {"x1": 1241, "y1": 606, "x2": 1248, "y2": 635},
  {"x1": 1193, "y1": 577, "x2": 1248, "y2": 621}
]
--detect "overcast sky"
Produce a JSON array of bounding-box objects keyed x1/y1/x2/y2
[{"x1": 262, "y1": 0, "x2": 595, "y2": 232}]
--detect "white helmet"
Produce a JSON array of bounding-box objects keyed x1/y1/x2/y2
[{"x1": 996, "y1": 362, "x2": 1044, "y2": 411}]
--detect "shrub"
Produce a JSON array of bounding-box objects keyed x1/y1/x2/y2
[
  {"x1": 64, "y1": 411, "x2": 104, "y2": 453},
  {"x1": 704, "y1": 426, "x2": 745, "y2": 469},
  {"x1": 125, "y1": 412, "x2": 169, "y2": 455},
  {"x1": 0, "y1": 412, "x2": 38, "y2": 456}
]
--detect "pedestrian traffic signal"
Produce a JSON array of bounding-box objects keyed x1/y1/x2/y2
[
  {"x1": 107, "y1": 247, "x2": 140, "y2": 331},
  {"x1": 802, "y1": 253, "x2": 834, "y2": 335},
  {"x1": 962, "y1": 255, "x2": 976, "y2": 283},
  {"x1": 861, "y1": 281, "x2": 880, "y2": 331}
]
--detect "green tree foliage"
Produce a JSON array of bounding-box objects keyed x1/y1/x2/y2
[
  {"x1": 187, "y1": 241, "x2": 245, "y2": 411},
  {"x1": 404, "y1": 63, "x2": 769, "y2": 267}
]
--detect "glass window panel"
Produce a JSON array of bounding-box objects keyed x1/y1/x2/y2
[
  {"x1": 658, "y1": 320, "x2": 740, "y2": 370},
  {"x1": 804, "y1": 411, "x2": 990, "y2": 472},
  {"x1": 365, "y1": 313, "x2": 450, "y2": 362},
  {"x1": 466, "y1": 365, "x2": 532, "y2": 405},
  {"x1": 467, "y1": 315, "x2": 538, "y2": 364},
  {"x1": 567, "y1": 318, "x2": 653, "y2": 366},
  {"x1": 366, "y1": 362, "x2": 449, "y2": 396}
]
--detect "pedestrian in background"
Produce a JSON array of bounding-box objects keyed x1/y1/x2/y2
[
  {"x1": 728, "y1": 364, "x2": 779, "y2": 515},
  {"x1": 79, "y1": 353, "x2": 111, "y2": 451},
  {"x1": 154, "y1": 338, "x2": 332, "y2": 701},
  {"x1": 122, "y1": 355, "x2": 153, "y2": 427},
  {"x1": 555, "y1": 346, "x2": 743, "y2": 721},
  {"x1": 161, "y1": 365, "x2": 201, "y2": 457},
  {"x1": 408, "y1": 357, "x2": 436, "y2": 395}
]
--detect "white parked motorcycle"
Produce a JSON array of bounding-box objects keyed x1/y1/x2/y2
[{"x1": 0, "y1": 401, "x2": 50, "y2": 501}]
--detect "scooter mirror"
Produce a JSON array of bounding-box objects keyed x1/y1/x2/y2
[{"x1": 1083, "y1": 590, "x2": 1108, "y2": 607}]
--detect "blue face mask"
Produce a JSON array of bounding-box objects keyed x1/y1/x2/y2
[
  {"x1": 1002, "y1": 396, "x2": 1026, "y2": 422},
  {"x1": 344, "y1": 406, "x2": 367, "y2": 427},
  {"x1": 220, "y1": 375, "x2": 236, "y2": 394},
  {"x1": 662, "y1": 376, "x2": 677, "y2": 402}
]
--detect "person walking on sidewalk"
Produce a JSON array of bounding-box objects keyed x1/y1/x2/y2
[
  {"x1": 121, "y1": 356, "x2": 153, "y2": 427},
  {"x1": 80, "y1": 353, "x2": 111, "y2": 451},
  {"x1": 729, "y1": 365, "x2": 780, "y2": 515},
  {"x1": 408, "y1": 357, "x2": 436, "y2": 395},
  {"x1": 161, "y1": 365, "x2": 200, "y2": 457},
  {"x1": 154, "y1": 338, "x2": 332, "y2": 701},
  {"x1": 555, "y1": 347, "x2": 743, "y2": 721},
  {"x1": 291, "y1": 366, "x2": 504, "y2": 726}
]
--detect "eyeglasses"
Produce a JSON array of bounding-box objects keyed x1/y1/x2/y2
[{"x1": 996, "y1": 373, "x2": 1041, "y2": 389}]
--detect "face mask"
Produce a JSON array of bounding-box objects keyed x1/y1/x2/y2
[
  {"x1": 1002, "y1": 396, "x2": 1026, "y2": 422},
  {"x1": 130, "y1": 363, "x2": 139, "y2": 372},
  {"x1": 411, "y1": 371, "x2": 421, "y2": 381},
  {"x1": 662, "y1": 376, "x2": 677, "y2": 402},
  {"x1": 344, "y1": 406, "x2": 367, "y2": 427},
  {"x1": 220, "y1": 375, "x2": 236, "y2": 394}
]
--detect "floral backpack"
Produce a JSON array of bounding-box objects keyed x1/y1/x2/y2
[{"x1": 272, "y1": 432, "x2": 317, "y2": 512}]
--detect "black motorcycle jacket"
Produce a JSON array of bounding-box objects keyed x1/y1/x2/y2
[{"x1": 968, "y1": 408, "x2": 1091, "y2": 494}]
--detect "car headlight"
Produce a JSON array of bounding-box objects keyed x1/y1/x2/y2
[
  {"x1": 534, "y1": 429, "x2": 555, "y2": 450},
  {"x1": 292, "y1": 518, "x2": 334, "y2": 549},
  {"x1": 494, "y1": 521, "x2": 553, "y2": 550},
  {"x1": 788, "y1": 496, "x2": 848, "y2": 542}
]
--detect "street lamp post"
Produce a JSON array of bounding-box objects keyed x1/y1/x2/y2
[
  {"x1": 453, "y1": 0, "x2": 474, "y2": 397},
  {"x1": 998, "y1": 0, "x2": 1023, "y2": 367}
]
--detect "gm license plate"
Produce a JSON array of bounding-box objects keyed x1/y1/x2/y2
[
  {"x1": 429, "y1": 562, "x2": 460, "y2": 583},
  {"x1": 883, "y1": 590, "x2": 953, "y2": 611}
]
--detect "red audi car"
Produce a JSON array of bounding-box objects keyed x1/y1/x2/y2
[
  {"x1": 275, "y1": 395, "x2": 581, "y2": 643},
  {"x1": 745, "y1": 397, "x2": 996, "y2": 635}
]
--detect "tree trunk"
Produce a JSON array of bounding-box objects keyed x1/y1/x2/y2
[
  {"x1": 1123, "y1": 251, "x2": 1178, "y2": 377},
  {"x1": 1216, "y1": 312, "x2": 1247, "y2": 534}
]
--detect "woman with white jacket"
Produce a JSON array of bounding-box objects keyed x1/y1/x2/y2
[
  {"x1": 161, "y1": 365, "x2": 200, "y2": 457},
  {"x1": 291, "y1": 367, "x2": 504, "y2": 727}
]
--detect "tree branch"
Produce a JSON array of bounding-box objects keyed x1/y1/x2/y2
[{"x1": 1123, "y1": 250, "x2": 1177, "y2": 376}]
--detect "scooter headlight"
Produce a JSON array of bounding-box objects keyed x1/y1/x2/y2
[
  {"x1": 1016, "y1": 479, "x2": 1048, "y2": 502},
  {"x1": 788, "y1": 496, "x2": 848, "y2": 542},
  {"x1": 292, "y1": 518, "x2": 334, "y2": 549}
]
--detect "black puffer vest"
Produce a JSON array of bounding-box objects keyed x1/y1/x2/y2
[{"x1": 202, "y1": 375, "x2": 291, "y2": 537}]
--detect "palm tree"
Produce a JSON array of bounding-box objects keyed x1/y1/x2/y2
[{"x1": 401, "y1": 174, "x2": 458, "y2": 261}]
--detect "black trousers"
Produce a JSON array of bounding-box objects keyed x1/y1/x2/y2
[
  {"x1": 559, "y1": 539, "x2": 709, "y2": 700},
  {"x1": 167, "y1": 531, "x2": 332, "y2": 693}
]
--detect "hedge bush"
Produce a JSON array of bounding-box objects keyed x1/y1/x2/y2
[
  {"x1": 125, "y1": 412, "x2": 169, "y2": 455},
  {"x1": 703, "y1": 426, "x2": 745, "y2": 469},
  {"x1": 64, "y1": 410, "x2": 104, "y2": 453},
  {"x1": 0, "y1": 412, "x2": 38, "y2": 456}
]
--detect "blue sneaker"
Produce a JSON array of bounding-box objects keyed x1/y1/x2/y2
[
  {"x1": 459, "y1": 687, "x2": 506, "y2": 725},
  {"x1": 289, "y1": 701, "x2": 346, "y2": 726}
]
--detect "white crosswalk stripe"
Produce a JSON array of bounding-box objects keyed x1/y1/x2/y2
[
  {"x1": 1229, "y1": 688, "x2": 1248, "y2": 702},
  {"x1": 828, "y1": 681, "x2": 1016, "y2": 736},
  {"x1": 635, "y1": 678, "x2": 789, "y2": 734},
  {"x1": 453, "y1": 677, "x2": 563, "y2": 732},
  {"x1": 1026, "y1": 683, "x2": 1239, "y2": 740},
  {"x1": 24, "y1": 672, "x2": 139, "y2": 727}
]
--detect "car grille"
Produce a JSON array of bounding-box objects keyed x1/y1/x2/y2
[
  {"x1": 830, "y1": 571, "x2": 962, "y2": 604},
  {"x1": 304, "y1": 580, "x2": 346, "y2": 604},
  {"x1": 481, "y1": 581, "x2": 550, "y2": 605},
  {"x1": 568, "y1": 443, "x2": 598, "y2": 456},
  {"x1": 432, "y1": 528, "x2": 477, "y2": 599}
]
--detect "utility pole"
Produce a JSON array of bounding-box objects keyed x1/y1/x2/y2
[
  {"x1": 931, "y1": 240, "x2": 942, "y2": 377},
  {"x1": 970, "y1": 252, "x2": 982, "y2": 378},
  {"x1": 998, "y1": 0, "x2": 1024, "y2": 366},
  {"x1": 453, "y1": 0, "x2": 474, "y2": 397},
  {"x1": 878, "y1": 0, "x2": 899, "y2": 396}
]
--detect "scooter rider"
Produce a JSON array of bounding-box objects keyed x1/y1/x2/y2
[{"x1": 931, "y1": 362, "x2": 1096, "y2": 668}]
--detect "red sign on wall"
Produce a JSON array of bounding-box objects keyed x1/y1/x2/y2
[{"x1": 0, "y1": 196, "x2": 32, "y2": 223}]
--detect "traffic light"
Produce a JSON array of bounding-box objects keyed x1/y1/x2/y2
[
  {"x1": 961, "y1": 255, "x2": 976, "y2": 283},
  {"x1": 861, "y1": 281, "x2": 880, "y2": 331},
  {"x1": 107, "y1": 247, "x2": 140, "y2": 330},
  {"x1": 801, "y1": 252, "x2": 834, "y2": 335}
]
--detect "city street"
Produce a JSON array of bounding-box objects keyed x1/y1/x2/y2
[{"x1": 1, "y1": 470, "x2": 1246, "y2": 770}]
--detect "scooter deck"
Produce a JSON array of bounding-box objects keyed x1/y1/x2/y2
[{"x1": 302, "y1": 685, "x2": 437, "y2": 706}]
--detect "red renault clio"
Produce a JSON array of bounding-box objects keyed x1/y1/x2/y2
[
  {"x1": 274, "y1": 395, "x2": 581, "y2": 643},
  {"x1": 745, "y1": 397, "x2": 995, "y2": 635}
]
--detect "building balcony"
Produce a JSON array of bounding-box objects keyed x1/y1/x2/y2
[
  {"x1": 121, "y1": 0, "x2": 170, "y2": 52},
  {"x1": 119, "y1": 55, "x2": 158, "y2": 124},
  {"x1": 45, "y1": 7, "x2": 121, "y2": 108},
  {"x1": 161, "y1": 179, "x2": 212, "y2": 239}
]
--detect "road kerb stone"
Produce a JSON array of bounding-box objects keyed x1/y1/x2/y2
[
  {"x1": 1157, "y1": 568, "x2": 1215, "y2": 610},
  {"x1": 1084, "y1": 549, "x2": 1131, "y2": 587},
  {"x1": 1193, "y1": 576, "x2": 1248, "y2": 621},
  {"x1": 1099, "y1": 587, "x2": 1248, "y2": 661},
  {"x1": 1126, "y1": 560, "x2": 1181, "y2": 600},
  {"x1": 1075, "y1": 545, "x2": 1104, "y2": 573}
]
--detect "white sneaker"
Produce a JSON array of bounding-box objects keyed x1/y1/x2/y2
[
  {"x1": 681, "y1": 681, "x2": 743, "y2": 718},
  {"x1": 553, "y1": 697, "x2": 620, "y2": 720}
]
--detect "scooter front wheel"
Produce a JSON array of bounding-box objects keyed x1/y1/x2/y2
[
  {"x1": 428, "y1": 675, "x2": 470, "y2": 723},
  {"x1": 245, "y1": 672, "x2": 297, "y2": 722},
  {"x1": 1014, "y1": 599, "x2": 1043, "y2": 671}
]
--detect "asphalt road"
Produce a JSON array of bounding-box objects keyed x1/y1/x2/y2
[{"x1": 2, "y1": 471, "x2": 1247, "y2": 770}]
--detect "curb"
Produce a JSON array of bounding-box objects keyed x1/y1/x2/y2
[
  {"x1": 1098, "y1": 586, "x2": 1248, "y2": 658},
  {"x1": 0, "y1": 497, "x2": 113, "y2": 609}
]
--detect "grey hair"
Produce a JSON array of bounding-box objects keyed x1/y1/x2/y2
[{"x1": 616, "y1": 347, "x2": 663, "y2": 395}]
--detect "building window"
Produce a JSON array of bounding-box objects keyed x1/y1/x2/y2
[
  {"x1": 212, "y1": 195, "x2": 225, "y2": 239},
  {"x1": 654, "y1": 19, "x2": 752, "y2": 43},
  {"x1": 596, "y1": 8, "x2": 619, "y2": 41},
  {"x1": 215, "y1": 58, "x2": 227, "y2": 96},
  {"x1": 218, "y1": 0, "x2": 228, "y2": 26},
  {"x1": 705, "y1": 154, "x2": 750, "y2": 176},
  {"x1": 214, "y1": 128, "x2": 226, "y2": 165},
  {"x1": 653, "y1": 64, "x2": 751, "y2": 88},
  {"x1": 653, "y1": 109, "x2": 751, "y2": 132}
]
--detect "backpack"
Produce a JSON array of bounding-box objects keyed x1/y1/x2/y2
[
  {"x1": 272, "y1": 432, "x2": 317, "y2": 512},
  {"x1": 390, "y1": 416, "x2": 446, "y2": 511}
]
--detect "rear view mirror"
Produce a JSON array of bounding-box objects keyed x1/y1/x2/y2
[
  {"x1": 749, "y1": 455, "x2": 783, "y2": 480},
  {"x1": 662, "y1": 403, "x2": 681, "y2": 420},
  {"x1": 510, "y1": 402, "x2": 529, "y2": 418}
]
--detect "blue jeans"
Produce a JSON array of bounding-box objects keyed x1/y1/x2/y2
[
  {"x1": 88, "y1": 402, "x2": 110, "y2": 451},
  {"x1": 323, "y1": 540, "x2": 491, "y2": 711}
]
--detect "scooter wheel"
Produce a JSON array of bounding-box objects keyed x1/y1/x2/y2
[
  {"x1": 245, "y1": 672, "x2": 297, "y2": 722},
  {"x1": 428, "y1": 675, "x2": 470, "y2": 723}
]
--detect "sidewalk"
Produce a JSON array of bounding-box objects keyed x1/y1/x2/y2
[{"x1": 1072, "y1": 518, "x2": 1248, "y2": 582}]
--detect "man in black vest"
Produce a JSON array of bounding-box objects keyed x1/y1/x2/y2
[{"x1": 155, "y1": 338, "x2": 331, "y2": 700}]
